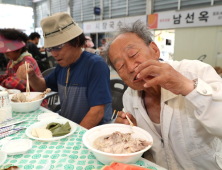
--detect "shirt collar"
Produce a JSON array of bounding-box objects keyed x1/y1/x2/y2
[
  {"x1": 132, "y1": 88, "x2": 178, "y2": 108},
  {"x1": 10, "y1": 51, "x2": 32, "y2": 68}
]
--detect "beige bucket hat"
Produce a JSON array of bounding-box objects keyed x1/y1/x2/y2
[{"x1": 40, "y1": 12, "x2": 83, "y2": 48}]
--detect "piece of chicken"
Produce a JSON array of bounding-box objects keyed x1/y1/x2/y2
[
  {"x1": 11, "y1": 93, "x2": 27, "y2": 102},
  {"x1": 5, "y1": 89, "x2": 13, "y2": 94},
  {"x1": 30, "y1": 88, "x2": 51, "y2": 101},
  {"x1": 93, "y1": 131, "x2": 151, "y2": 154}
]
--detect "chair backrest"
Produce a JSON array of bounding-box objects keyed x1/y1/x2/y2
[
  {"x1": 110, "y1": 79, "x2": 128, "y2": 119},
  {"x1": 37, "y1": 60, "x2": 50, "y2": 73},
  {"x1": 42, "y1": 67, "x2": 55, "y2": 78},
  {"x1": 0, "y1": 53, "x2": 9, "y2": 70},
  {"x1": 48, "y1": 56, "x2": 58, "y2": 67},
  {"x1": 197, "y1": 55, "x2": 206, "y2": 62},
  {"x1": 45, "y1": 91, "x2": 61, "y2": 112}
]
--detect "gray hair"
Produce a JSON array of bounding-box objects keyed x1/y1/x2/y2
[{"x1": 104, "y1": 20, "x2": 153, "y2": 70}]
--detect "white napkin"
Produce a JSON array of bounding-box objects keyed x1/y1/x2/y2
[{"x1": 0, "y1": 106, "x2": 12, "y2": 122}]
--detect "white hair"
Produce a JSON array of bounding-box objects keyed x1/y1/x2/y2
[{"x1": 104, "y1": 20, "x2": 154, "y2": 69}]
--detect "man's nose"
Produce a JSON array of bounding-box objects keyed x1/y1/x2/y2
[{"x1": 126, "y1": 62, "x2": 137, "y2": 74}]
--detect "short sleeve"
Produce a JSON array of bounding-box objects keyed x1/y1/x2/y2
[
  {"x1": 44, "y1": 67, "x2": 59, "y2": 92},
  {"x1": 87, "y1": 61, "x2": 112, "y2": 107}
]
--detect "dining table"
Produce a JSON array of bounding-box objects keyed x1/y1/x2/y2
[{"x1": 0, "y1": 107, "x2": 167, "y2": 170}]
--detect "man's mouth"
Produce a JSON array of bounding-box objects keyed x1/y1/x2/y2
[
  {"x1": 133, "y1": 74, "x2": 140, "y2": 82},
  {"x1": 57, "y1": 59, "x2": 62, "y2": 62},
  {"x1": 134, "y1": 75, "x2": 138, "y2": 80}
]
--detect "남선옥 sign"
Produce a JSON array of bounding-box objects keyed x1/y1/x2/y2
[{"x1": 148, "y1": 5, "x2": 222, "y2": 29}]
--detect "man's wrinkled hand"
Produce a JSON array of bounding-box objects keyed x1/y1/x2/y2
[
  {"x1": 115, "y1": 111, "x2": 137, "y2": 126},
  {"x1": 17, "y1": 64, "x2": 35, "y2": 80},
  {"x1": 39, "y1": 47, "x2": 45, "y2": 52},
  {"x1": 135, "y1": 59, "x2": 194, "y2": 96}
]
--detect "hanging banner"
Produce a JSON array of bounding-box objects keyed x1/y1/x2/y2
[
  {"x1": 148, "y1": 5, "x2": 222, "y2": 29},
  {"x1": 83, "y1": 15, "x2": 146, "y2": 33}
]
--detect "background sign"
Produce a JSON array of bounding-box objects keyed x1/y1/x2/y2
[
  {"x1": 148, "y1": 5, "x2": 222, "y2": 29},
  {"x1": 83, "y1": 15, "x2": 146, "y2": 33},
  {"x1": 94, "y1": 7, "x2": 101, "y2": 15}
]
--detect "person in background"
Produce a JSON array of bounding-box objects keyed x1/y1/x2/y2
[
  {"x1": 27, "y1": 32, "x2": 46, "y2": 60},
  {"x1": 101, "y1": 38, "x2": 107, "y2": 50},
  {"x1": 17, "y1": 12, "x2": 112, "y2": 129},
  {"x1": 214, "y1": 66, "x2": 222, "y2": 77},
  {"x1": 0, "y1": 53, "x2": 8, "y2": 70},
  {"x1": 0, "y1": 29, "x2": 47, "y2": 107},
  {"x1": 82, "y1": 36, "x2": 100, "y2": 55},
  {"x1": 99, "y1": 38, "x2": 108, "y2": 52},
  {"x1": 99, "y1": 38, "x2": 108, "y2": 57},
  {"x1": 106, "y1": 20, "x2": 222, "y2": 170}
]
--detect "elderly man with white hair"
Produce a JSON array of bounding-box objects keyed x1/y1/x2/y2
[
  {"x1": 17, "y1": 12, "x2": 112, "y2": 129},
  {"x1": 106, "y1": 20, "x2": 222, "y2": 170}
]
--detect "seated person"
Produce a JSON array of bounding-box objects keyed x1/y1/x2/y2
[
  {"x1": 17, "y1": 12, "x2": 112, "y2": 129},
  {"x1": 27, "y1": 32, "x2": 46, "y2": 60},
  {"x1": 99, "y1": 38, "x2": 108, "y2": 51},
  {"x1": 99, "y1": 38, "x2": 108, "y2": 56},
  {"x1": 0, "y1": 53, "x2": 8, "y2": 70},
  {"x1": 0, "y1": 29, "x2": 47, "y2": 107},
  {"x1": 106, "y1": 20, "x2": 222, "y2": 170},
  {"x1": 82, "y1": 36, "x2": 100, "y2": 55}
]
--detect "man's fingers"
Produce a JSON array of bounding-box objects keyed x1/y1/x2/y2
[
  {"x1": 118, "y1": 111, "x2": 126, "y2": 118},
  {"x1": 143, "y1": 76, "x2": 163, "y2": 88},
  {"x1": 27, "y1": 68, "x2": 33, "y2": 73},
  {"x1": 114, "y1": 117, "x2": 122, "y2": 123},
  {"x1": 137, "y1": 65, "x2": 161, "y2": 79},
  {"x1": 114, "y1": 117, "x2": 129, "y2": 125},
  {"x1": 126, "y1": 112, "x2": 133, "y2": 119},
  {"x1": 123, "y1": 119, "x2": 130, "y2": 125},
  {"x1": 135, "y1": 59, "x2": 161, "y2": 73}
]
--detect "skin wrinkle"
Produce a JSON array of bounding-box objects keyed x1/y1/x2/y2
[
  {"x1": 110, "y1": 32, "x2": 194, "y2": 125},
  {"x1": 50, "y1": 42, "x2": 82, "y2": 67},
  {"x1": 113, "y1": 44, "x2": 137, "y2": 67},
  {"x1": 109, "y1": 33, "x2": 162, "y2": 124},
  {"x1": 109, "y1": 32, "x2": 160, "y2": 93}
]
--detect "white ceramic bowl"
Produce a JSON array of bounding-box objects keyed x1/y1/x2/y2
[
  {"x1": 26, "y1": 119, "x2": 77, "y2": 142},
  {"x1": 83, "y1": 124, "x2": 153, "y2": 165},
  {"x1": 6, "y1": 89, "x2": 21, "y2": 95},
  {"x1": 1, "y1": 139, "x2": 32, "y2": 155},
  {"x1": 9, "y1": 92, "x2": 46, "y2": 112},
  {"x1": 38, "y1": 112, "x2": 59, "y2": 121}
]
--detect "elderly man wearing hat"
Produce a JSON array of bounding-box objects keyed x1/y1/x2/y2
[
  {"x1": 0, "y1": 29, "x2": 43, "y2": 93},
  {"x1": 17, "y1": 12, "x2": 112, "y2": 129}
]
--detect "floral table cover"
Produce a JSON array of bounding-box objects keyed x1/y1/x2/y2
[{"x1": 0, "y1": 107, "x2": 166, "y2": 170}]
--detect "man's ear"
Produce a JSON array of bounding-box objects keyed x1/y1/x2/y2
[
  {"x1": 75, "y1": 37, "x2": 80, "y2": 48},
  {"x1": 149, "y1": 42, "x2": 160, "y2": 60}
]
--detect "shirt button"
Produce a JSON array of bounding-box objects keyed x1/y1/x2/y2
[{"x1": 203, "y1": 90, "x2": 207, "y2": 94}]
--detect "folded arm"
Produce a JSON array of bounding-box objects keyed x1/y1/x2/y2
[
  {"x1": 80, "y1": 104, "x2": 105, "y2": 129},
  {"x1": 1, "y1": 73, "x2": 27, "y2": 91}
]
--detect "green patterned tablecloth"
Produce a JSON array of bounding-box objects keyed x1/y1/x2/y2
[{"x1": 0, "y1": 107, "x2": 166, "y2": 170}]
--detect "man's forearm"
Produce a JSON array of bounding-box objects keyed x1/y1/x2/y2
[
  {"x1": 80, "y1": 104, "x2": 105, "y2": 129},
  {"x1": 29, "y1": 74, "x2": 47, "y2": 92}
]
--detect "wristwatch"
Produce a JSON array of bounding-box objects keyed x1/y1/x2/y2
[{"x1": 193, "y1": 78, "x2": 198, "y2": 89}]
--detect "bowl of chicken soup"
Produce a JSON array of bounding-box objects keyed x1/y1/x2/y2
[
  {"x1": 82, "y1": 123, "x2": 153, "y2": 165},
  {"x1": 9, "y1": 89, "x2": 51, "y2": 112}
]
